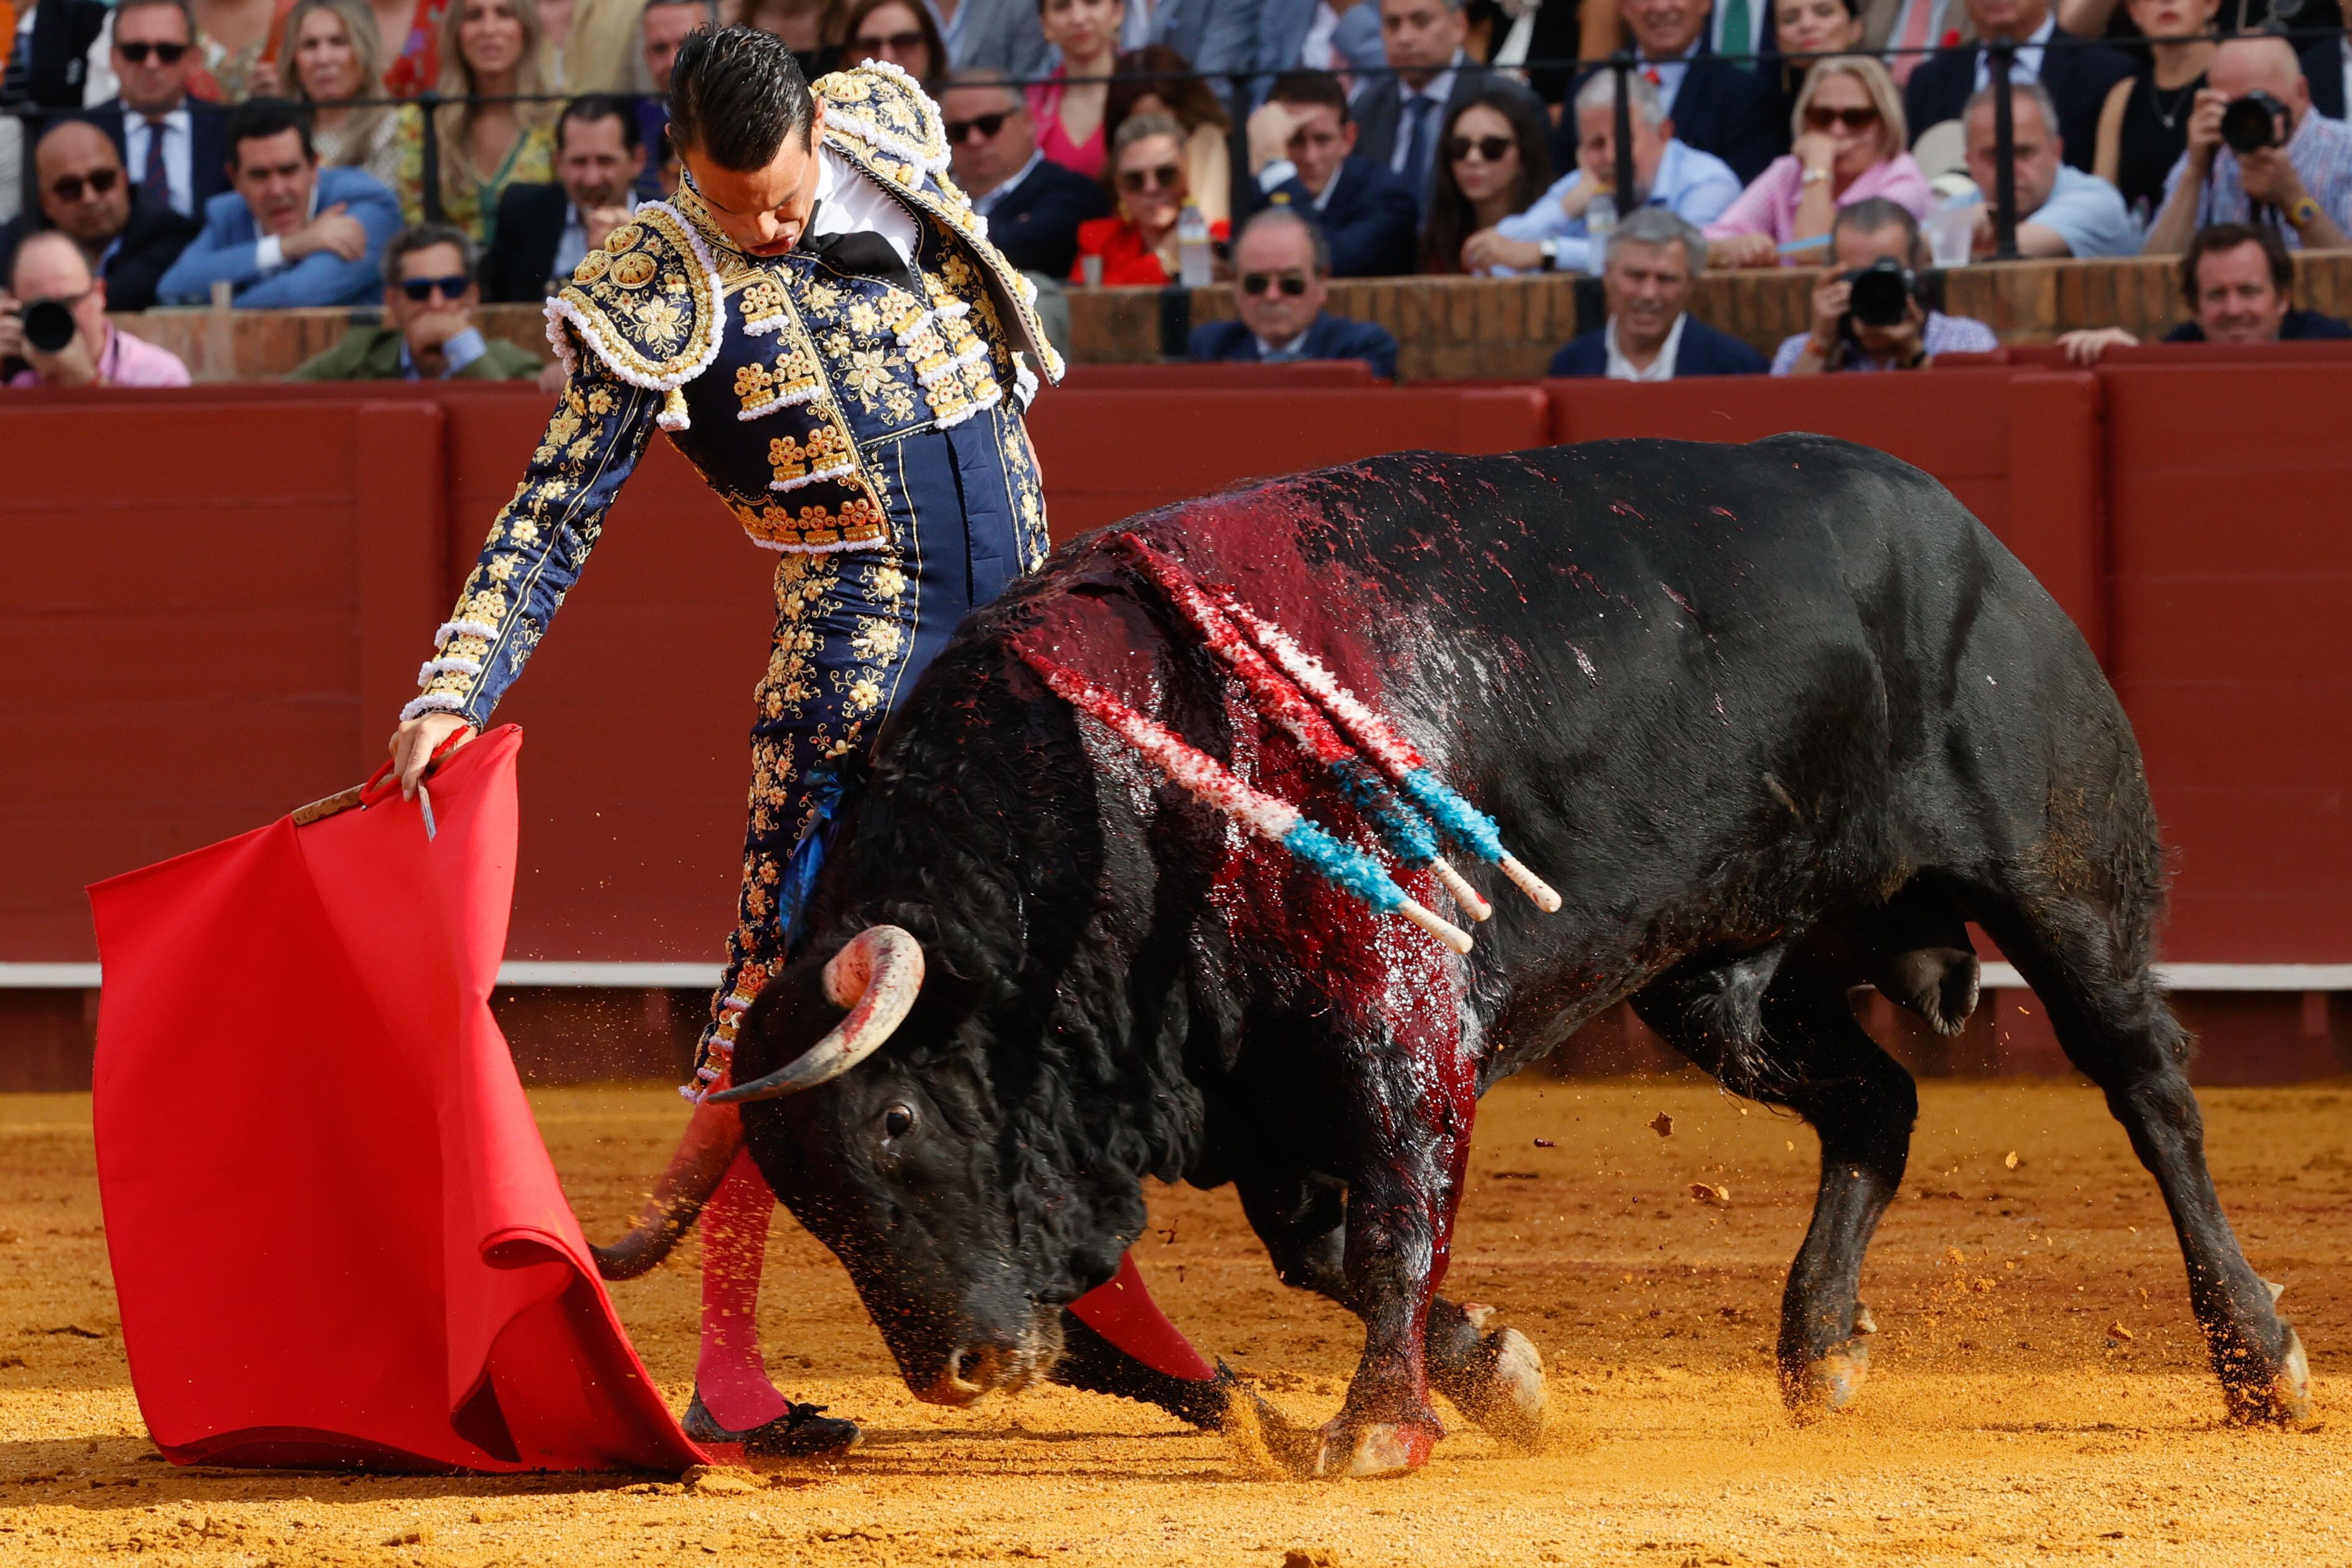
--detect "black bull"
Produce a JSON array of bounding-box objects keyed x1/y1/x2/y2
[{"x1": 654, "y1": 436, "x2": 2312, "y2": 1474}]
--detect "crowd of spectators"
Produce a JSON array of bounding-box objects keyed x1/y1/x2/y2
[{"x1": 4, "y1": 0, "x2": 2352, "y2": 387}]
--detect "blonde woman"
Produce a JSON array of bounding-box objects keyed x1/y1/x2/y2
[
  {"x1": 1706, "y1": 56, "x2": 1928, "y2": 268},
  {"x1": 395, "y1": 0, "x2": 557, "y2": 245},
  {"x1": 284, "y1": 0, "x2": 403, "y2": 188}
]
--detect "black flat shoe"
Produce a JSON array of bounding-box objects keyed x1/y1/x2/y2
[{"x1": 683, "y1": 1387, "x2": 862, "y2": 1457}]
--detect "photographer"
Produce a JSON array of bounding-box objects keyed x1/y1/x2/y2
[
  {"x1": 1772, "y1": 199, "x2": 2000, "y2": 375},
  {"x1": 2143, "y1": 34, "x2": 2352, "y2": 257},
  {"x1": 2, "y1": 232, "x2": 192, "y2": 389}
]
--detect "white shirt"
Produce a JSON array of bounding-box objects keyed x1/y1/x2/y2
[
  {"x1": 555, "y1": 194, "x2": 640, "y2": 281},
  {"x1": 811, "y1": 143, "x2": 919, "y2": 266},
  {"x1": 1604, "y1": 312, "x2": 1685, "y2": 382},
  {"x1": 1390, "y1": 55, "x2": 1463, "y2": 180},
  {"x1": 1301, "y1": 1, "x2": 1343, "y2": 70},
  {"x1": 122, "y1": 106, "x2": 195, "y2": 218},
  {"x1": 251, "y1": 184, "x2": 321, "y2": 274},
  {"x1": 973, "y1": 149, "x2": 1045, "y2": 218},
  {"x1": 1254, "y1": 326, "x2": 1312, "y2": 359},
  {"x1": 1973, "y1": 14, "x2": 2057, "y2": 90}
]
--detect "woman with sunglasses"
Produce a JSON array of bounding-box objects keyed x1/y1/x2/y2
[
  {"x1": 1705, "y1": 55, "x2": 1926, "y2": 267},
  {"x1": 283, "y1": 0, "x2": 402, "y2": 189},
  {"x1": 1104, "y1": 44, "x2": 1232, "y2": 230},
  {"x1": 1029, "y1": 0, "x2": 1123, "y2": 179},
  {"x1": 1070, "y1": 112, "x2": 1224, "y2": 284},
  {"x1": 395, "y1": 0, "x2": 558, "y2": 246},
  {"x1": 840, "y1": 0, "x2": 946, "y2": 87},
  {"x1": 1421, "y1": 85, "x2": 1550, "y2": 275}
]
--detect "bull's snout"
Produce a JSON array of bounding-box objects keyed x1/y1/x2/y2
[{"x1": 920, "y1": 1344, "x2": 1005, "y2": 1406}]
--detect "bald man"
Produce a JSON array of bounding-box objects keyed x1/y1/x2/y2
[
  {"x1": 2, "y1": 232, "x2": 192, "y2": 388},
  {"x1": 2145, "y1": 33, "x2": 2352, "y2": 257},
  {"x1": 0, "y1": 120, "x2": 200, "y2": 312}
]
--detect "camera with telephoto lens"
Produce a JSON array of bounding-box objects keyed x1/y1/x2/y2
[
  {"x1": 21, "y1": 296, "x2": 78, "y2": 355},
  {"x1": 1841, "y1": 257, "x2": 1917, "y2": 329},
  {"x1": 2221, "y1": 89, "x2": 2291, "y2": 155}
]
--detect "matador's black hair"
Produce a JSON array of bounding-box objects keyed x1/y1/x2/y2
[{"x1": 669, "y1": 25, "x2": 817, "y2": 171}]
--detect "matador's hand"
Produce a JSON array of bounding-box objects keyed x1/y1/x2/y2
[{"x1": 388, "y1": 713, "x2": 477, "y2": 800}]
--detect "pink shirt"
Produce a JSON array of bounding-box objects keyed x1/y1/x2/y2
[
  {"x1": 1028, "y1": 74, "x2": 1106, "y2": 181},
  {"x1": 1705, "y1": 153, "x2": 1932, "y2": 258},
  {"x1": 7, "y1": 324, "x2": 192, "y2": 388}
]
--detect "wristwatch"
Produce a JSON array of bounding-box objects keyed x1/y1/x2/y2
[
  {"x1": 2289, "y1": 195, "x2": 2321, "y2": 229},
  {"x1": 1538, "y1": 239, "x2": 1561, "y2": 271},
  {"x1": 1800, "y1": 165, "x2": 1833, "y2": 187}
]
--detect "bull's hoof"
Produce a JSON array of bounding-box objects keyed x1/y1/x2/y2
[
  {"x1": 1452, "y1": 1326, "x2": 1546, "y2": 1452},
  {"x1": 1782, "y1": 1339, "x2": 1870, "y2": 1422},
  {"x1": 1312, "y1": 1419, "x2": 1439, "y2": 1480},
  {"x1": 2223, "y1": 1325, "x2": 2314, "y2": 1429}
]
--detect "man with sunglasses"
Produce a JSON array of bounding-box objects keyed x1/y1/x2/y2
[
  {"x1": 1188, "y1": 205, "x2": 1399, "y2": 377},
  {"x1": 939, "y1": 73, "x2": 1109, "y2": 279},
  {"x1": 289, "y1": 223, "x2": 547, "y2": 381},
  {"x1": 80, "y1": 0, "x2": 229, "y2": 222},
  {"x1": 0, "y1": 119, "x2": 199, "y2": 313}
]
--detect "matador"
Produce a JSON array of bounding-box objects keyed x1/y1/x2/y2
[{"x1": 387, "y1": 29, "x2": 1223, "y2": 1455}]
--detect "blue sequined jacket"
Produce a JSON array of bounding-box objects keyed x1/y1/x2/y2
[{"x1": 402, "y1": 62, "x2": 1063, "y2": 728}]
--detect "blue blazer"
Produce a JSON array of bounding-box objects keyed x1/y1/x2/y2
[
  {"x1": 983, "y1": 157, "x2": 1114, "y2": 280},
  {"x1": 157, "y1": 166, "x2": 402, "y2": 309},
  {"x1": 1266, "y1": 156, "x2": 1421, "y2": 278},
  {"x1": 1547, "y1": 317, "x2": 1767, "y2": 379},
  {"x1": 1155, "y1": 0, "x2": 1261, "y2": 77},
  {"x1": 1254, "y1": 0, "x2": 1383, "y2": 85},
  {"x1": 1563, "y1": 53, "x2": 1784, "y2": 187},
  {"x1": 1189, "y1": 311, "x2": 1399, "y2": 380}
]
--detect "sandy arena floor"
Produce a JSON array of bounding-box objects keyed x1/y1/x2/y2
[{"x1": 2, "y1": 1074, "x2": 2350, "y2": 1566}]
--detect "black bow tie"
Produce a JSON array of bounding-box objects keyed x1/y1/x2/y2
[{"x1": 796, "y1": 201, "x2": 917, "y2": 288}]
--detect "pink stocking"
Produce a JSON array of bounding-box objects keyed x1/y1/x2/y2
[{"x1": 694, "y1": 1147, "x2": 791, "y2": 1430}]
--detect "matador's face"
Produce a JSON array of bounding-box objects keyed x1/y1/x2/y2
[{"x1": 680, "y1": 101, "x2": 829, "y2": 257}]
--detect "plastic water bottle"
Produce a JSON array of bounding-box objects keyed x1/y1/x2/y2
[
  {"x1": 1585, "y1": 192, "x2": 1617, "y2": 275},
  {"x1": 1176, "y1": 204, "x2": 1213, "y2": 288}
]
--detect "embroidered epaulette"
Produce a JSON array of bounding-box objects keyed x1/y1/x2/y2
[
  {"x1": 545, "y1": 202, "x2": 724, "y2": 430},
  {"x1": 814, "y1": 59, "x2": 949, "y2": 181}
]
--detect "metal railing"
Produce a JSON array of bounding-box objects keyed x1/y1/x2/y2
[{"x1": 6, "y1": 26, "x2": 2345, "y2": 270}]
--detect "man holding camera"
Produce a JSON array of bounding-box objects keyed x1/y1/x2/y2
[
  {"x1": 2, "y1": 230, "x2": 191, "y2": 388},
  {"x1": 1772, "y1": 197, "x2": 1999, "y2": 375},
  {"x1": 2144, "y1": 34, "x2": 2352, "y2": 257}
]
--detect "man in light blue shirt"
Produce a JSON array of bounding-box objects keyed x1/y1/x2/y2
[
  {"x1": 1948, "y1": 82, "x2": 2137, "y2": 260},
  {"x1": 1465, "y1": 68, "x2": 1739, "y2": 275}
]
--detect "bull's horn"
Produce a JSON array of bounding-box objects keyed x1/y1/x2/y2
[
  {"x1": 589, "y1": 1096, "x2": 744, "y2": 1280},
  {"x1": 708, "y1": 926, "x2": 924, "y2": 1104}
]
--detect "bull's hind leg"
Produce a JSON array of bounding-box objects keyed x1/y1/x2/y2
[
  {"x1": 1237, "y1": 1171, "x2": 1547, "y2": 1454},
  {"x1": 1970, "y1": 888, "x2": 2312, "y2": 1425},
  {"x1": 1632, "y1": 951, "x2": 1919, "y2": 1419}
]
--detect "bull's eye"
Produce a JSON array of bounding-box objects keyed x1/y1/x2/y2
[{"x1": 882, "y1": 1103, "x2": 916, "y2": 1140}]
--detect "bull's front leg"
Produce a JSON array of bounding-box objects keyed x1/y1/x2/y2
[{"x1": 1320, "y1": 1030, "x2": 1477, "y2": 1479}]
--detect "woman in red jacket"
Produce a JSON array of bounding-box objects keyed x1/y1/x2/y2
[{"x1": 1071, "y1": 113, "x2": 1225, "y2": 286}]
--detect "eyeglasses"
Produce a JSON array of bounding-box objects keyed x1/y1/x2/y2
[
  {"x1": 116, "y1": 41, "x2": 190, "y2": 63},
  {"x1": 1803, "y1": 104, "x2": 1881, "y2": 133},
  {"x1": 1117, "y1": 163, "x2": 1182, "y2": 194},
  {"x1": 398, "y1": 274, "x2": 472, "y2": 302},
  {"x1": 854, "y1": 29, "x2": 926, "y2": 54},
  {"x1": 944, "y1": 111, "x2": 1010, "y2": 143},
  {"x1": 50, "y1": 167, "x2": 122, "y2": 202},
  {"x1": 1447, "y1": 134, "x2": 1515, "y2": 163},
  {"x1": 1241, "y1": 271, "x2": 1310, "y2": 297}
]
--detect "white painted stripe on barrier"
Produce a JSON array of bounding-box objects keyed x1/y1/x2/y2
[{"x1": 2, "y1": 962, "x2": 2346, "y2": 991}]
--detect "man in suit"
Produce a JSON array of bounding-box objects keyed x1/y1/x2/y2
[
  {"x1": 1352, "y1": 0, "x2": 1544, "y2": 209},
  {"x1": 2300, "y1": 31, "x2": 2346, "y2": 120},
  {"x1": 1245, "y1": 68, "x2": 1421, "y2": 275},
  {"x1": 82, "y1": 0, "x2": 229, "y2": 222},
  {"x1": 292, "y1": 224, "x2": 547, "y2": 381},
  {"x1": 0, "y1": 118, "x2": 198, "y2": 312},
  {"x1": 939, "y1": 74, "x2": 1112, "y2": 279},
  {"x1": 1566, "y1": 0, "x2": 1782, "y2": 184},
  {"x1": 1900, "y1": 0, "x2": 2129, "y2": 174},
  {"x1": 1254, "y1": 0, "x2": 1386, "y2": 95},
  {"x1": 1548, "y1": 209, "x2": 1764, "y2": 377},
  {"x1": 157, "y1": 98, "x2": 402, "y2": 308},
  {"x1": 951, "y1": 0, "x2": 1059, "y2": 78},
  {"x1": 482, "y1": 96, "x2": 643, "y2": 303},
  {"x1": 1190, "y1": 205, "x2": 1399, "y2": 376},
  {"x1": 1145, "y1": 0, "x2": 1263, "y2": 78}
]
